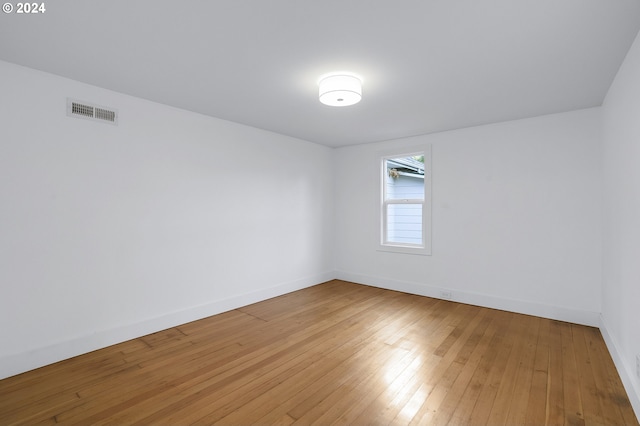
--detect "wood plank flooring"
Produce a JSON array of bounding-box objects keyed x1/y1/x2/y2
[{"x1": 0, "y1": 280, "x2": 637, "y2": 425}]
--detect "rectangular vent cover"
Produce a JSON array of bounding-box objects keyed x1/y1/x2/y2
[{"x1": 67, "y1": 99, "x2": 118, "y2": 125}]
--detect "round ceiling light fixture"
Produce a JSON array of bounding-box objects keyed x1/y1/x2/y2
[{"x1": 318, "y1": 73, "x2": 362, "y2": 107}]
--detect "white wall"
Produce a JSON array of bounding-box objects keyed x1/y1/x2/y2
[
  {"x1": 602, "y1": 29, "x2": 640, "y2": 414},
  {"x1": 335, "y1": 108, "x2": 602, "y2": 326},
  {"x1": 0, "y1": 60, "x2": 334, "y2": 379}
]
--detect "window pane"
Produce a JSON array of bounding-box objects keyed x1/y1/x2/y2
[
  {"x1": 385, "y1": 157, "x2": 424, "y2": 201},
  {"x1": 386, "y1": 203, "x2": 423, "y2": 245}
]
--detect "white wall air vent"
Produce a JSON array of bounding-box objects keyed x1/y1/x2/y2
[{"x1": 67, "y1": 99, "x2": 118, "y2": 125}]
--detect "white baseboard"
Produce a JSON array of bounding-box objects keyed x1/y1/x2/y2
[
  {"x1": 599, "y1": 315, "x2": 640, "y2": 418},
  {"x1": 335, "y1": 271, "x2": 600, "y2": 327},
  {"x1": 0, "y1": 271, "x2": 334, "y2": 380}
]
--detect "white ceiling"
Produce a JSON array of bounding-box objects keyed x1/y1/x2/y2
[{"x1": 1, "y1": 1, "x2": 640, "y2": 147}]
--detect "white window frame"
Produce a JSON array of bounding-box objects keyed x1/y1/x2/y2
[{"x1": 379, "y1": 145, "x2": 432, "y2": 256}]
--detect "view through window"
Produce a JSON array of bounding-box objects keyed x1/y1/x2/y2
[{"x1": 382, "y1": 153, "x2": 425, "y2": 247}]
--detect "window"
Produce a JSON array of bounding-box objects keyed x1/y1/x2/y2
[{"x1": 380, "y1": 147, "x2": 431, "y2": 255}]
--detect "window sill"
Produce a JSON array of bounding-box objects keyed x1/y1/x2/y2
[{"x1": 377, "y1": 244, "x2": 431, "y2": 256}]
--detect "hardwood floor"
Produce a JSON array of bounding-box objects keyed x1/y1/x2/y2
[{"x1": 0, "y1": 280, "x2": 637, "y2": 425}]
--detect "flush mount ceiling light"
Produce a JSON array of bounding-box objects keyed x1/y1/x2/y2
[{"x1": 318, "y1": 73, "x2": 362, "y2": 107}]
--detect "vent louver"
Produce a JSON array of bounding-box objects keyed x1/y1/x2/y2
[{"x1": 67, "y1": 99, "x2": 118, "y2": 125}]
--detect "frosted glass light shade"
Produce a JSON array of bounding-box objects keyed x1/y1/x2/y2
[{"x1": 318, "y1": 74, "x2": 362, "y2": 106}]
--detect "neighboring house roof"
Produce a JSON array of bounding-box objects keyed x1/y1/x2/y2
[{"x1": 387, "y1": 157, "x2": 424, "y2": 177}]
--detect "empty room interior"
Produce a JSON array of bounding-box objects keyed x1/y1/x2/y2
[{"x1": 1, "y1": 1, "x2": 640, "y2": 424}]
